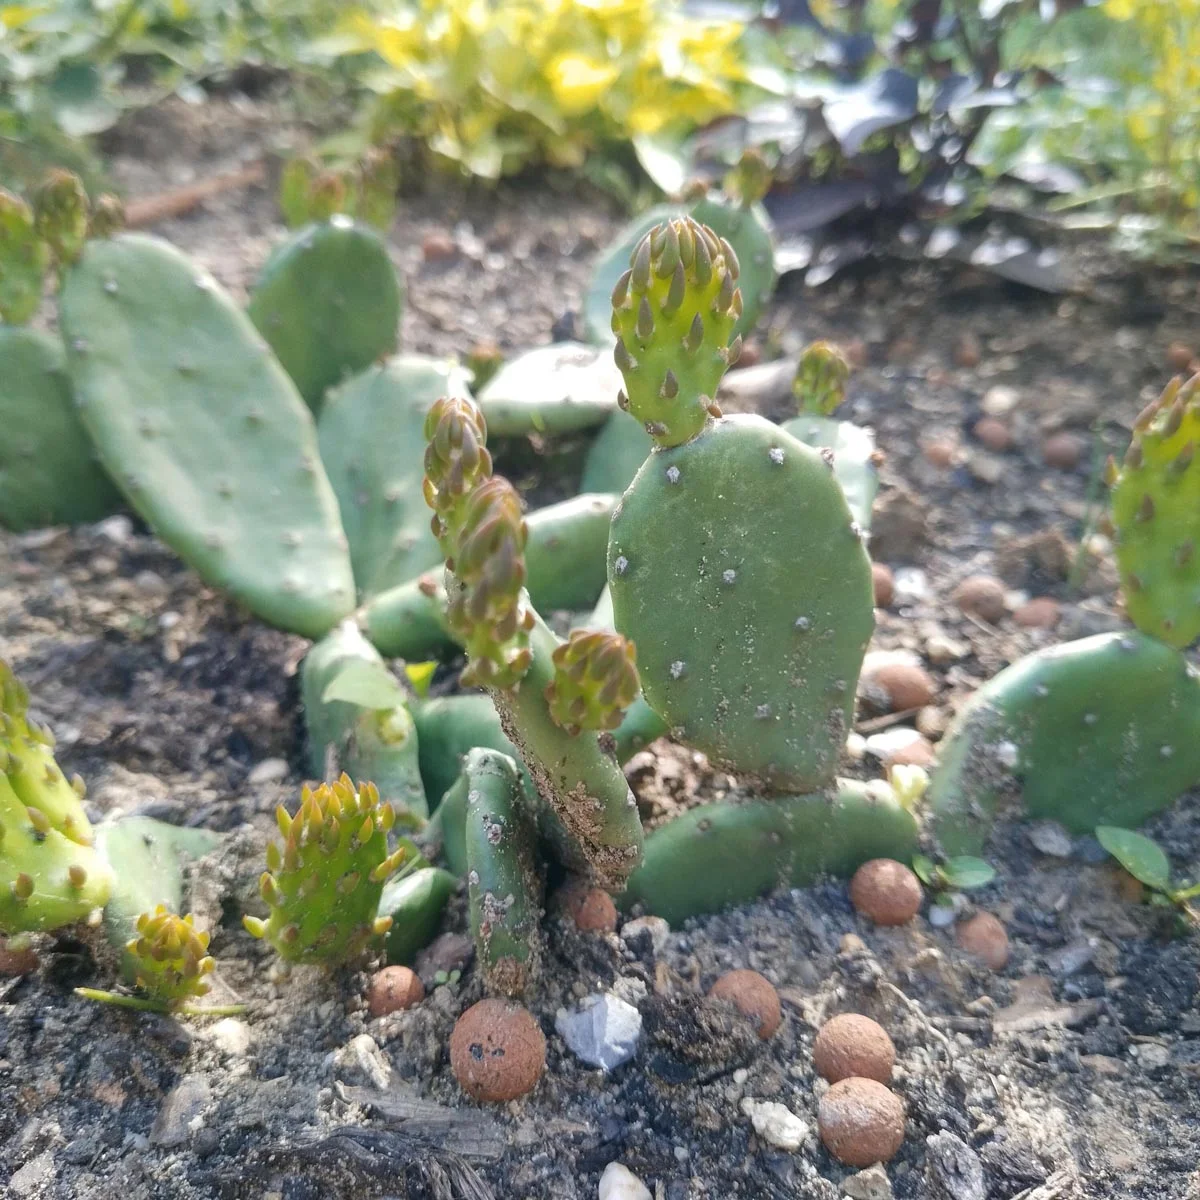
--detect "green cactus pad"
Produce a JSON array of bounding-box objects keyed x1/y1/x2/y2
[
  {"x1": 581, "y1": 412, "x2": 654, "y2": 496},
  {"x1": 476, "y1": 343, "x2": 621, "y2": 438},
  {"x1": 318, "y1": 355, "x2": 473, "y2": 599},
  {"x1": 793, "y1": 341, "x2": 851, "y2": 416},
  {"x1": 689, "y1": 195, "x2": 776, "y2": 340},
  {"x1": 414, "y1": 694, "x2": 520, "y2": 816},
  {"x1": 33, "y1": 169, "x2": 89, "y2": 267},
  {"x1": 611, "y1": 215, "x2": 742, "y2": 447},
  {"x1": 619, "y1": 778, "x2": 919, "y2": 926},
  {"x1": 1, "y1": 661, "x2": 113, "y2": 932},
  {"x1": 248, "y1": 218, "x2": 403, "y2": 413},
  {"x1": 1110, "y1": 373, "x2": 1200, "y2": 649},
  {"x1": 379, "y1": 865, "x2": 458, "y2": 965},
  {"x1": 929, "y1": 631, "x2": 1200, "y2": 856},
  {"x1": 609, "y1": 414, "x2": 873, "y2": 790},
  {"x1": 364, "y1": 493, "x2": 618, "y2": 661},
  {"x1": 301, "y1": 620, "x2": 427, "y2": 817},
  {"x1": 781, "y1": 412, "x2": 878, "y2": 531},
  {"x1": 122, "y1": 906, "x2": 215, "y2": 1008},
  {"x1": 0, "y1": 325, "x2": 122, "y2": 531},
  {"x1": 546, "y1": 629, "x2": 640, "y2": 736},
  {"x1": 463, "y1": 748, "x2": 542, "y2": 996},
  {"x1": 60, "y1": 234, "x2": 356, "y2": 639},
  {"x1": 243, "y1": 776, "x2": 406, "y2": 965},
  {"x1": 0, "y1": 188, "x2": 49, "y2": 324}
]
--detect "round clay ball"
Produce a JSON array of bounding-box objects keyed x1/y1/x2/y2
[
  {"x1": 813, "y1": 1014, "x2": 896, "y2": 1084},
  {"x1": 871, "y1": 563, "x2": 895, "y2": 608},
  {"x1": 560, "y1": 883, "x2": 618, "y2": 934},
  {"x1": 450, "y1": 999, "x2": 546, "y2": 1102},
  {"x1": 955, "y1": 912, "x2": 1010, "y2": 970},
  {"x1": 818, "y1": 1077, "x2": 906, "y2": 1167},
  {"x1": 708, "y1": 969, "x2": 782, "y2": 1039},
  {"x1": 849, "y1": 859, "x2": 923, "y2": 926},
  {"x1": 367, "y1": 966, "x2": 425, "y2": 1017}
]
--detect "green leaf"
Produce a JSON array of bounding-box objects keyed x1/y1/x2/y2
[
  {"x1": 48, "y1": 62, "x2": 120, "y2": 137},
  {"x1": 940, "y1": 856, "x2": 997, "y2": 891},
  {"x1": 911, "y1": 853, "x2": 937, "y2": 886},
  {"x1": 1095, "y1": 826, "x2": 1172, "y2": 892},
  {"x1": 322, "y1": 659, "x2": 408, "y2": 710},
  {"x1": 403, "y1": 660, "x2": 437, "y2": 699}
]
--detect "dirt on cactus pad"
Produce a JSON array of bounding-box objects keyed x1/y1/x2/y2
[{"x1": 2, "y1": 94, "x2": 1200, "y2": 1200}]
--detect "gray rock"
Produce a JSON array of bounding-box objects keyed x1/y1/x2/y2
[
  {"x1": 556, "y1": 993, "x2": 642, "y2": 1071},
  {"x1": 8, "y1": 1151, "x2": 55, "y2": 1197},
  {"x1": 151, "y1": 1076, "x2": 211, "y2": 1148},
  {"x1": 925, "y1": 1131, "x2": 986, "y2": 1200},
  {"x1": 247, "y1": 757, "x2": 289, "y2": 785},
  {"x1": 842, "y1": 1164, "x2": 893, "y2": 1199},
  {"x1": 1027, "y1": 821, "x2": 1072, "y2": 858},
  {"x1": 331, "y1": 1033, "x2": 393, "y2": 1089},
  {"x1": 620, "y1": 916, "x2": 670, "y2": 957}
]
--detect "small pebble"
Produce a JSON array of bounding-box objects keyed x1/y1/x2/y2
[
  {"x1": 1042, "y1": 431, "x2": 1083, "y2": 471},
  {"x1": 451, "y1": 1000, "x2": 546, "y2": 1102},
  {"x1": 0, "y1": 938, "x2": 39, "y2": 976},
  {"x1": 922, "y1": 438, "x2": 958, "y2": 468},
  {"x1": 1027, "y1": 820, "x2": 1072, "y2": 858},
  {"x1": 849, "y1": 859, "x2": 922, "y2": 926},
  {"x1": 813, "y1": 1014, "x2": 896, "y2": 1084},
  {"x1": 620, "y1": 915, "x2": 670, "y2": 957},
  {"x1": 864, "y1": 728, "x2": 935, "y2": 768},
  {"x1": 421, "y1": 230, "x2": 457, "y2": 262},
  {"x1": 955, "y1": 333, "x2": 982, "y2": 369},
  {"x1": 741, "y1": 1097, "x2": 809, "y2": 1151},
  {"x1": 561, "y1": 884, "x2": 619, "y2": 934},
  {"x1": 1013, "y1": 597, "x2": 1060, "y2": 629},
  {"x1": 955, "y1": 912, "x2": 1010, "y2": 970},
  {"x1": 872, "y1": 563, "x2": 895, "y2": 608},
  {"x1": 818, "y1": 1077, "x2": 906, "y2": 1167},
  {"x1": 925, "y1": 1131, "x2": 985, "y2": 1200},
  {"x1": 860, "y1": 659, "x2": 936, "y2": 712},
  {"x1": 952, "y1": 575, "x2": 1007, "y2": 623},
  {"x1": 246, "y1": 757, "x2": 289, "y2": 785},
  {"x1": 367, "y1": 966, "x2": 425, "y2": 1017},
  {"x1": 972, "y1": 417, "x2": 1011, "y2": 453},
  {"x1": 599, "y1": 1162, "x2": 652, "y2": 1200},
  {"x1": 1166, "y1": 341, "x2": 1194, "y2": 372},
  {"x1": 981, "y1": 385, "x2": 1019, "y2": 416},
  {"x1": 556, "y1": 993, "x2": 642, "y2": 1071},
  {"x1": 842, "y1": 1163, "x2": 894, "y2": 1199},
  {"x1": 708, "y1": 969, "x2": 781, "y2": 1039}
]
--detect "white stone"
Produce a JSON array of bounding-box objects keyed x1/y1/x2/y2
[
  {"x1": 892, "y1": 567, "x2": 929, "y2": 604},
  {"x1": 556, "y1": 994, "x2": 642, "y2": 1071},
  {"x1": 205, "y1": 1017, "x2": 251, "y2": 1056},
  {"x1": 981, "y1": 385, "x2": 1019, "y2": 416},
  {"x1": 842, "y1": 1163, "x2": 893, "y2": 1199},
  {"x1": 620, "y1": 915, "x2": 669, "y2": 956},
  {"x1": 598, "y1": 1162, "x2": 652, "y2": 1200},
  {"x1": 740, "y1": 1097, "x2": 809, "y2": 1151},
  {"x1": 1028, "y1": 821, "x2": 1072, "y2": 858},
  {"x1": 247, "y1": 757, "x2": 289, "y2": 785},
  {"x1": 864, "y1": 727, "x2": 924, "y2": 761}
]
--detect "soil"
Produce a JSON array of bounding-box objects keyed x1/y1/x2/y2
[{"x1": 3, "y1": 93, "x2": 1200, "y2": 1200}]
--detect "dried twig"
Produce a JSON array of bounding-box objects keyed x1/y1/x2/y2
[{"x1": 124, "y1": 161, "x2": 266, "y2": 229}]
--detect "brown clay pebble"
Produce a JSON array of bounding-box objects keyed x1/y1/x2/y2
[
  {"x1": 450, "y1": 999, "x2": 546, "y2": 1102},
  {"x1": 955, "y1": 332, "x2": 982, "y2": 368},
  {"x1": 562, "y1": 884, "x2": 618, "y2": 933},
  {"x1": 871, "y1": 563, "x2": 895, "y2": 608},
  {"x1": 421, "y1": 230, "x2": 457, "y2": 262},
  {"x1": 1167, "y1": 341, "x2": 1195, "y2": 372},
  {"x1": 843, "y1": 338, "x2": 869, "y2": 369},
  {"x1": 818, "y1": 1077, "x2": 906, "y2": 1167},
  {"x1": 953, "y1": 575, "x2": 1007, "y2": 623},
  {"x1": 955, "y1": 912, "x2": 1010, "y2": 970},
  {"x1": 881, "y1": 734, "x2": 936, "y2": 768},
  {"x1": 922, "y1": 438, "x2": 958, "y2": 468},
  {"x1": 813, "y1": 1014, "x2": 896, "y2": 1084},
  {"x1": 1013, "y1": 596, "x2": 1060, "y2": 629},
  {"x1": 849, "y1": 859, "x2": 922, "y2": 926},
  {"x1": 734, "y1": 338, "x2": 762, "y2": 369},
  {"x1": 367, "y1": 966, "x2": 425, "y2": 1017},
  {"x1": 0, "y1": 938, "x2": 38, "y2": 976},
  {"x1": 864, "y1": 662, "x2": 935, "y2": 711},
  {"x1": 1042, "y1": 431, "x2": 1083, "y2": 471},
  {"x1": 972, "y1": 416, "x2": 1011, "y2": 453},
  {"x1": 708, "y1": 969, "x2": 782, "y2": 1040}
]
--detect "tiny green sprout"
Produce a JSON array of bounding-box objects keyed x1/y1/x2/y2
[
  {"x1": 888, "y1": 764, "x2": 929, "y2": 813},
  {"x1": 912, "y1": 853, "x2": 997, "y2": 894},
  {"x1": 1096, "y1": 825, "x2": 1200, "y2": 928}
]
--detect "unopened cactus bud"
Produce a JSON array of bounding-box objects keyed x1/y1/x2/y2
[
  {"x1": 33, "y1": 169, "x2": 89, "y2": 267},
  {"x1": 88, "y1": 194, "x2": 126, "y2": 239},
  {"x1": 0, "y1": 188, "x2": 49, "y2": 324},
  {"x1": 125, "y1": 906, "x2": 215, "y2": 1008},
  {"x1": 309, "y1": 170, "x2": 349, "y2": 222},
  {"x1": 794, "y1": 340, "x2": 851, "y2": 416},
  {"x1": 423, "y1": 395, "x2": 494, "y2": 556},
  {"x1": 611, "y1": 216, "x2": 742, "y2": 447},
  {"x1": 545, "y1": 630, "x2": 640, "y2": 736},
  {"x1": 356, "y1": 147, "x2": 400, "y2": 232},
  {"x1": 278, "y1": 156, "x2": 320, "y2": 228},
  {"x1": 243, "y1": 775, "x2": 406, "y2": 965},
  {"x1": 723, "y1": 148, "x2": 772, "y2": 207}
]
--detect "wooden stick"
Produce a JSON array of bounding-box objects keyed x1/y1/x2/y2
[{"x1": 124, "y1": 160, "x2": 266, "y2": 229}]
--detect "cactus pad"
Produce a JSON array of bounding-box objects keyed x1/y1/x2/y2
[
  {"x1": 379, "y1": 865, "x2": 458, "y2": 965},
  {"x1": 33, "y1": 169, "x2": 89, "y2": 267},
  {"x1": 248, "y1": 218, "x2": 403, "y2": 413},
  {"x1": 620, "y1": 779, "x2": 919, "y2": 925},
  {"x1": 243, "y1": 776, "x2": 406, "y2": 965},
  {"x1": 611, "y1": 216, "x2": 742, "y2": 447},
  {"x1": 929, "y1": 632, "x2": 1200, "y2": 856},
  {"x1": 123, "y1": 907, "x2": 215, "y2": 1008},
  {"x1": 1109, "y1": 373, "x2": 1200, "y2": 648},
  {"x1": 0, "y1": 326, "x2": 122, "y2": 531},
  {"x1": 793, "y1": 341, "x2": 851, "y2": 416},
  {"x1": 781, "y1": 412, "x2": 879, "y2": 531},
  {"x1": 689, "y1": 195, "x2": 776, "y2": 340},
  {"x1": 318, "y1": 355, "x2": 472, "y2": 599},
  {"x1": 546, "y1": 630, "x2": 640, "y2": 736},
  {"x1": 60, "y1": 234, "x2": 356, "y2": 639},
  {"x1": 0, "y1": 187, "x2": 49, "y2": 324},
  {"x1": 609, "y1": 414, "x2": 874, "y2": 790},
  {"x1": 1, "y1": 660, "x2": 113, "y2": 932},
  {"x1": 581, "y1": 411, "x2": 654, "y2": 495}
]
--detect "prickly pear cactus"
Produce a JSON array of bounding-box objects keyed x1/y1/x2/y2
[
  {"x1": 123, "y1": 907, "x2": 215, "y2": 1009},
  {"x1": 610, "y1": 215, "x2": 742, "y2": 446},
  {"x1": 689, "y1": 194, "x2": 776, "y2": 340},
  {"x1": 0, "y1": 326, "x2": 122, "y2": 531},
  {"x1": 88, "y1": 194, "x2": 125, "y2": 240},
  {"x1": 580, "y1": 410, "x2": 653, "y2": 496},
  {"x1": 33, "y1": 169, "x2": 89, "y2": 267},
  {"x1": 379, "y1": 865, "x2": 458, "y2": 965},
  {"x1": 248, "y1": 218, "x2": 403, "y2": 413},
  {"x1": 1, "y1": 661, "x2": 113, "y2": 933},
  {"x1": 929, "y1": 632, "x2": 1200, "y2": 856},
  {"x1": 0, "y1": 188, "x2": 49, "y2": 324},
  {"x1": 1109, "y1": 372, "x2": 1200, "y2": 649},
  {"x1": 793, "y1": 341, "x2": 850, "y2": 416},
  {"x1": 243, "y1": 776, "x2": 407, "y2": 965},
  {"x1": 610, "y1": 415, "x2": 874, "y2": 791},
  {"x1": 545, "y1": 630, "x2": 640, "y2": 737},
  {"x1": 781, "y1": 412, "x2": 878, "y2": 532},
  {"x1": 60, "y1": 234, "x2": 356, "y2": 639},
  {"x1": 318, "y1": 355, "x2": 473, "y2": 599}
]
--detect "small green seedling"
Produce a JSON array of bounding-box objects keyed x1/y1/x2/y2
[
  {"x1": 912, "y1": 853, "x2": 997, "y2": 915},
  {"x1": 1096, "y1": 825, "x2": 1200, "y2": 929}
]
